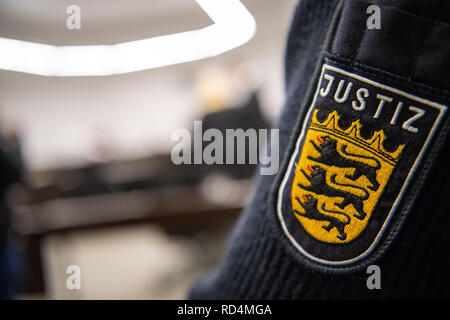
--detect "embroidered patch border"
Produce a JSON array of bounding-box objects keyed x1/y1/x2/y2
[{"x1": 276, "y1": 63, "x2": 448, "y2": 267}]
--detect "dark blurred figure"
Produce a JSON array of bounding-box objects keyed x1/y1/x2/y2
[
  {"x1": 200, "y1": 91, "x2": 268, "y2": 179},
  {"x1": 195, "y1": 62, "x2": 269, "y2": 180},
  {"x1": 0, "y1": 127, "x2": 23, "y2": 299}
]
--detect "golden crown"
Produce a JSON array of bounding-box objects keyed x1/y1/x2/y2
[{"x1": 310, "y1": 110, "x2": 404, "y2": 163}]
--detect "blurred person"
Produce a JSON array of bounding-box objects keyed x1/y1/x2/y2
[
  {"x1": 196, "y1": 63, "x2": 269, "y2": 180},
  {"x1": 0, "y1": 125, "x2": 23, "y2": 299}
]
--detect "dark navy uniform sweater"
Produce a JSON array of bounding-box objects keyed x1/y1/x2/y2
[{"x1": 189, "y1": 0, "x2": 450, "y2": 299}]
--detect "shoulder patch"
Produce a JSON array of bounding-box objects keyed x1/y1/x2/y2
[{"x1": 276, "y1": 63, "x2": 448, "y2": 270}]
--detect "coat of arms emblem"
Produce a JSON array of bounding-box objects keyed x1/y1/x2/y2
[{"x1": 276, "y1": 63, "x2": 447, "y2": 266}]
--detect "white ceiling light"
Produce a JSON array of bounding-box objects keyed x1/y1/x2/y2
[{"x1": 0, "y1": 0, "x2": 256, "y2": 77}]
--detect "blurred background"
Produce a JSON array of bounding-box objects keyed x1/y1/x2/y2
[{"x1": 0, "y1": 0, "x2": 297, "y2": 299}]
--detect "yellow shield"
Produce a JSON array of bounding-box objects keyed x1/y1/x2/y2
[{"x1": 291, "y1": 110, "x2": 404, "y2": 243}]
